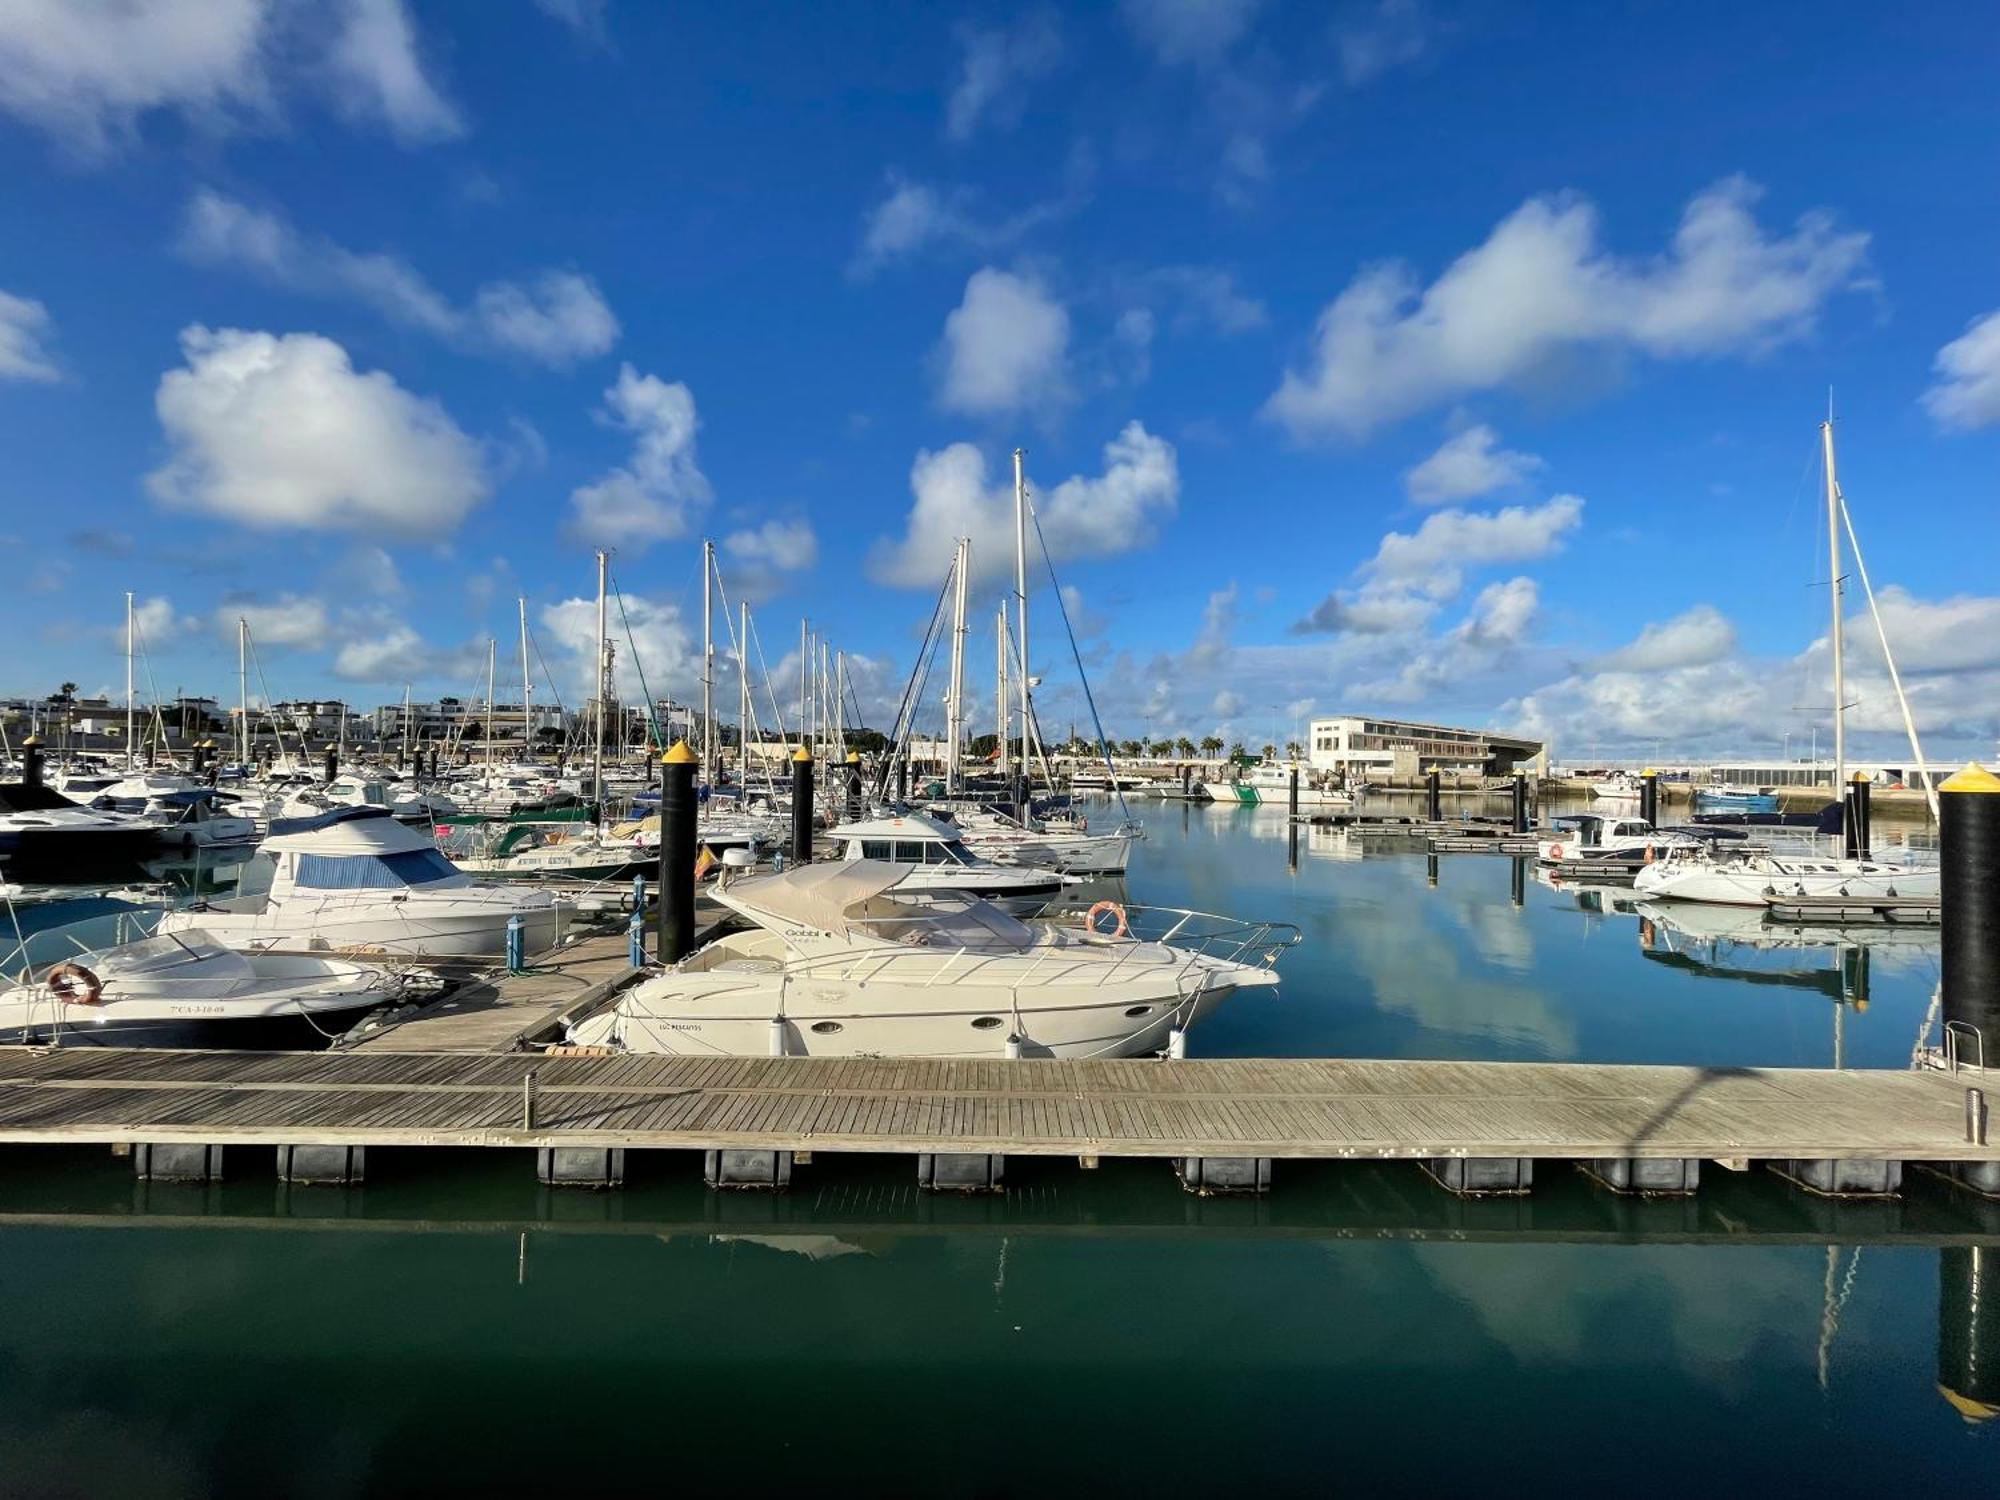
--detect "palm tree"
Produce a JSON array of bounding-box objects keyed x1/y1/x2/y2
[
  {"x1": 1260, "y1": 743, "x2": 1277, "y2": 761},
  {"x1": 1175, "y1": 735, "x2": 1195, "y2": 759},
  {"x1": 1228, "y1": 741, "x2": 1246, "y2": 761},
  {"x1": 1119, "y1": 738, "x2": 1143, "y2": 759},
  {"x1": 1199, "y1": 734, "x2": 1223, "y2": 758},
  {"x1": 1285, "y1": 739, "x2": 1302, "y2": 761}
]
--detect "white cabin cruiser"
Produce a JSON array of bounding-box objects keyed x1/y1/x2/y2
[
  {"x1": 159, "y1": 809, "x2": 573, "y2": 957},
  {"x1": 1536, "y1": 815, "x2": 1703, "y2": 865},
  {"x1": 1200, "y1": 762, "x2": 1353, "y2": 808},
  {"x1": 566, "y1": 860, "x2": 1298, "y2": 1059},
  {"x1": 0, "y1": 783, "x2": 159, "y2": 881},
  {"x1": 825, "y1": 811, "x2": 1065, "y2": 910},
  {"x1": 88, "y1": 779, "x2": 258, "y2": 848},
  {"x1": 938, "y1": 804, "x2": 1137, "y2": 876},
  {"x1": 1, "y1": 927, "x2": 402, "y2": 1047},
  {"x1": 1632, "y1": 844, "x2": 1940, "y2": 908}
]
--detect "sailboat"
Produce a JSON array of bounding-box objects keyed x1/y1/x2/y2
[{"x1": 1636, "y1": 417, "x2": 1941, "y2": 908}]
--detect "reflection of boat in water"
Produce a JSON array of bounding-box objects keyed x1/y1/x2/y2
[{"x1": 1633, "y1": 898, "x2": 1940, "y2": 954}]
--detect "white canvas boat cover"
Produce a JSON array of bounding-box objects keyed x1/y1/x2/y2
[{"x1": 722, "y1": 860, "x2": 915, "y2": 938}]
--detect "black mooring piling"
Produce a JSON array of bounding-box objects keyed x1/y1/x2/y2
[
  {"x1": 658, "y1": 739, "x2": 698, "y2": 962},
  {"x1": 1845, "y1": 773, "x2": 1873, "y2": 860},
  {"x1": 1938, "y1": 1244, "x2": 1999, "y2": 1426},
  {"x1": 1511, "y1": 772, "x2": 1529, "y2": 834},
  {"x1": 1941, "y1": 763, "x2": 2000, "y2": 1065},
  {"x1": 791, "y1": 747, "x2": 815, "y2": 865},
  {"x1": 1425, "y1": 766, "x2": 1441, "y2": 822},
  {"x1": 1639, "y1": 768, "x2": 1659, "y2": 828},
  {"x1": 845, "y1": 750, "x2": 862, "y2": 820}
]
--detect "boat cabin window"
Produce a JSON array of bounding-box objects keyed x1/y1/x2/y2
[
  {"x1": 293, "y1": 848, "x2": 461, "y2": 889},
  {"x1": 894, "y1": 841, "x2": 927, "y2": 862},
  {"x1": 860, "y1": 839, "x2": 893, "y2": 860}
]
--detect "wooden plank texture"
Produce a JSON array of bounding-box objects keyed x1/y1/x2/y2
[{"x1": 0, "y1": 1047, "x2": 1993, "y2": 1163}]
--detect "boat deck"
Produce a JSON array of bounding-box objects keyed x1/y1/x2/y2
[{"x1": 0, "y1": 1050, "x2": 1989, "y2": 1166}]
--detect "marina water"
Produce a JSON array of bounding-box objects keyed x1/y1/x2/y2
[{"x1": 0, "y1": 796, "x2": 1990, "y2": 1493}]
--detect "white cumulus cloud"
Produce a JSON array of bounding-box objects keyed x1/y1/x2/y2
[
  {"x1": 541, "y1": 591, "x2": 695, "y2": 702},
  {"x1": 1367, "y1": 494, "x2": 1584, "y2": 595},
  {"x1": 937, "y1": 267, "x2": 1070, "y2": 416},
  {"x1": 1922, "y1": 308, "x2": 2000, "y2": 430},
  {"x1": 178, "y1": 191, "x2": 618, "y2": 366},
  {"x1": 1336, "y1": 0, "x2": 1435, "y2": 85},
  {"x1": 0, "y1": 290, "x2": 59, "y2": 381},
  {"x1": 213, "y1": 594, "x2": 332, "y2": 649},
  {"x1": 869, "y1": 421, "x2": 1180, "y2": 588},
  {"x1": 725, "y1": 519, "x2": 818, "y2": 573},
  {"x1": 1403, "y1": 423, "x2": 1543, "y2": 505},
  {"x1": 149, "y1": 326, "x2": 487, "y2": 539},
  {"x1": 0, "y1": 0, "x2": 459, "y2": 158},
  {"x1": 1120, "y1": 0, "x2": 1263, "y2": 65},
  {"x1": 1267, "y1": 176, "x2": 1871, "y2": 439},
  {"x1": 1596, "y1": 604, "x2": 1736, "y2": 671},
  {"x1": 946, "y1": 13, "x2": 1062, "y2": 141},
  {"x1": 568, "y1": 364, "x2": 712, "y2": 548}
]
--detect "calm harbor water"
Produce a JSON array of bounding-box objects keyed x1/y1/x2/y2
[{"x1": 0, "y1": 796, "x2": 1991, "y2": 1495}]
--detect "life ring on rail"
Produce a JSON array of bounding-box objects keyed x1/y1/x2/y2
[
  {"x1": 1549, "y1": 843, "x2": 1564, "y2": 861},
  {"x1": 1085, "y1": 900, "x2": 1128, "y2": 938},
  {"x1": 44, "y1": 962, "x2": 104, "y2": 1006}
]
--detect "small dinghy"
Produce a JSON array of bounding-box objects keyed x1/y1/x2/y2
[{"x1": 1, "y1": 927, "x2": 404, "y2": 1048}]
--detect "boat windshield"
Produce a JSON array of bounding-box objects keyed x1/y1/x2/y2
[
  {"x1": 91, "y1": 930, "x2": 247, "y2": 977},
  {"x1": 852, "y1": 892, "x2": 1034, "y2": 950},
  {"x1": 293, "y1": 849, "x2": 462, "y2": 890}
]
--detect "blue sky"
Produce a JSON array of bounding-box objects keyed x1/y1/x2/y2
[{"x1": 1, "y1": 0, "x2": 1996, "y2": 759}]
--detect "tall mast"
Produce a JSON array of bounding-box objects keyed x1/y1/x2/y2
[
  {"x1": 592, "y1": 548, "x2": 608, "y2": 810},
  {"x1": 701, "y1": 540, "x2": 715, "y2": 782},
  {"x1": 799, "y1": 618, "x2": 809, "y2": 751},
  {"x1": 1013, "y1": 448, "x2": 1030, "y2": 789},
  {"x1": 947, "y1": 537, "x2": 969, "y2": 792},
  {"x1": 237, "y1": 616, "x2": 249, "y2": 767},
  {"x1": 996, "y1": 599, "x2": 1009, "y2": 781},
  {"x1": 484, "y1": 638, "x2": 496, "y2": 770},
  {"x1": 518, "y1": 596, "x2": 531, "y2": 760},
  {"x1": 834, "y1": 650, "x2": 846, "y2": 767},
  {"x1": 123, "y1": 591, "x2": 134, "y2": 772},
  {"x1": 738, "y1": 600, "x2": 750, "y2": 789},
  {"x1": 1821, "y1": 419, "x2": 1846, "y2": 788},
  {"x1": 402, "y1": 683, "x2": 412, "y2": 767}
]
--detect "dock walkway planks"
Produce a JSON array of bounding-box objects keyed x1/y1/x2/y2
[
  {"x1": 341, "y1": 899, "x2": 732, "y2": 1054},
  {"x1": 0, "y1": 1050, "x2": 1992, "y2": 1165}
]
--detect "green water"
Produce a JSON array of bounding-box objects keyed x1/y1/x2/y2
[{"x1": 0, "y1": 799, "x2": 1992, "y2": 1495}]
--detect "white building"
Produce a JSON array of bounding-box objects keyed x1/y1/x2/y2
[{"x1": 1306, "y1": 715, "x2": 1541, "y2": 777}]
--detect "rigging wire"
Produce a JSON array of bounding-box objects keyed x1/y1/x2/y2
[{"x1": 1027, "y1": 500, "x2": 1133, "y2": 828}]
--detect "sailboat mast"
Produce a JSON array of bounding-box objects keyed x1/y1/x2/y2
[
  {"x1": 738, "y1": 600, "x2": 749, "y2": 788},
  {"x1": 799, "y1": 619, "x2": 809, "y2": 751},
  {"x1": 1013, "y1": 448, "x2": 1029, "y2": 789},
  {"x1": 1821, "y1": 419, "x2": 1846, "y2": 788},
  {"x1": 123, "y1": 591, "x2": 134, "y2": 772},
  {"x1": 485, "y1": 638, "x2": 496, "y2": 770},
  {"x1": 518, "y1": 596, "x2": 531, "y2": 757},
  {"x1": 237, "y1": 616, "x2": 249, "y2": 767},
  {"x1": 996, "y1": 599, "x2": 1009, "y2": 782},
  {"x1": 947, "y1": 538, "x2": 968, "y2": 792},
  {"x1": 592, "y1": 548, "x2": 608, "y2": 809},
  {"x1": 701, "y1": 540, "x2": 715, "y2": 782},
  {"x1": 402, "y1": 683, "x2": 412, "y2": 766}
]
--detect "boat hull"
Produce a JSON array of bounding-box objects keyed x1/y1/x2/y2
[
  {"x1": 1634, "y1": 862, "x2": 1941, "y2": 907},
  {"x1": 160, "y1": 901, "x2": 569, "y2": 957},
  {"x1": 575, "y1": 979, "x2": 1252, "y2": 1059},
  {"x1": 0, "y1": 998, "x2": 385, "y2": 1049}
]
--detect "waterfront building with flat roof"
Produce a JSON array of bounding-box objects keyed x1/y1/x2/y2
[{"x1": 1306, "y1": 715, "x2": 1542, "y2": 777}]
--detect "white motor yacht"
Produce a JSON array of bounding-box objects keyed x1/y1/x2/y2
[
  {"x1": 0, "y1": 782, "x2": 160, "y2": 881},
  {"x1": 1536, "y1": 814, "x2": 1703, "y2": 865},
  {"x1": 88, "y1": 778, "x2": 258, "y2": 848},
  {"x1": 159, "y1": 809, "x2": 574, "y2": 957},
  {"x1": 1200, "y1": 762, "x2": 1353, "y2": 808},
  {"x1": 1632, "y1": 844, "x2": 1939, "y2": 907},
  {"x1": 824, "y1": 811, "x2": 1065, "y2": 910},
  {"x1": 565, "y1": 859, "x2": 1297, "y2": 1059},
  {"x1": 1, "y1": 927, "x2": 402, "y2": 1047},
  {"x1": 938, "y1": 804, "x2": 1137, "y2": 876}
]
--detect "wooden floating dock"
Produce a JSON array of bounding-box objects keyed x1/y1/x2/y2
[
  {"x1": 338, "y1": 899, "x2": 731, "y2": 1054},
  {"x1": 0, "y1": 1049, "x2": 1991, "y2": 1197},
  {"x1": 1766, "y1": 892, "x2": 1942, "y2": 926}
]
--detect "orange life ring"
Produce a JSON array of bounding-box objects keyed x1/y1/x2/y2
[
  {"x1": 1549, "y1": 842, "x2": 1564, "y2": 860},
  {"x1": 44, "y1": 962, "x2": 104, "y2": 1006},
  {"x1": 1085, "y1": 900, "x2": 1128, "y2": 938}
]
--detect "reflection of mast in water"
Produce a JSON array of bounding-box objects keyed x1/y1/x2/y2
[
  {"x1": 1816, "y1": 1243, "x2": 1864, "y2": 1390},
  {"x1": 1939, "y1": 1245, "x2": 1999, "y2": 1426}
]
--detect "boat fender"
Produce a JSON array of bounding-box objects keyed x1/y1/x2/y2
[
  {"x1": 44, "y1": 962, "x2": 104, "y2": 1006},
  {"x1": 1644, "y1": 844, "x2": 1655, "y2": 864},
  {"x1": 1085, "y1": 900, "x2": 1128, "y2": 938},
  {"x1": 1549, "y1": 843, "x2": 1564, "y2": 861}
]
